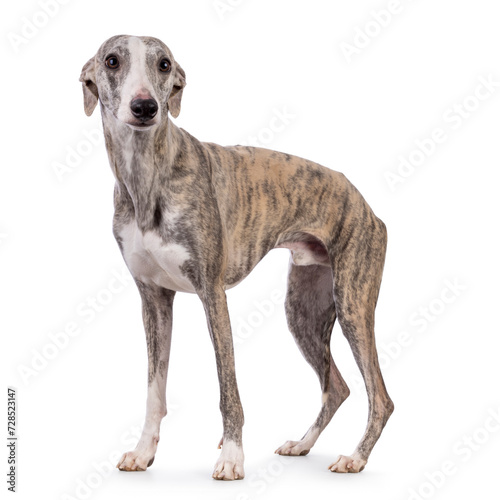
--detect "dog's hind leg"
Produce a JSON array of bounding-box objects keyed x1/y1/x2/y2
[
  {"x1": 117, "y1": 283, "x2": 175, "y2": 471},
  {"x1": 275, "y1": 262, "x2": 350, "y2": 457},
  {"x1": 328, "y1": 218, "x2": 394, "y2": 473}
]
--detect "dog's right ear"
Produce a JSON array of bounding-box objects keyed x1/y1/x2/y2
[{"x1": 79, "y1": 57, "x2": 99, "y2": 116}]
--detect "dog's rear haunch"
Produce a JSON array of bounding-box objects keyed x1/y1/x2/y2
[{"x1": 80, "y1": 35, "x2": 394, "y2": 480}]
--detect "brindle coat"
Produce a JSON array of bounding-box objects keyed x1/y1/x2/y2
[{"x1": 80, "y1": 35, "x2": 394, "y2": 480}]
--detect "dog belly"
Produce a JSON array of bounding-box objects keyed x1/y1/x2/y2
[{"x1": 119, "y1": 222, "x2": 196, "y2": 293}]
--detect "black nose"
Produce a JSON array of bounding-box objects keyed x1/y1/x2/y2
[{"x1": 130, "y1": 98, "x2": 158, "y2": 122}]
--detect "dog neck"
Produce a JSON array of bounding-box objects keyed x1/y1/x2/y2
[{"x1": 101, "y1": 106, "x2": 184, "y2": 225}]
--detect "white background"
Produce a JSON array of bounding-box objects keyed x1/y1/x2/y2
[{"x1": 2, "y1": 1, "x2": 500, "y2": 499}]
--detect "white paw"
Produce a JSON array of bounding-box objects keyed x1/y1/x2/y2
[
  {"x1": 116, "y1": 446, "x2": 156, "y2": 471},
  {"x1": 274, "y1": 440, "x2": 311, "y2": 456},
  {"x1": 212, "y1": 440, "x2": 245, "y2": 480},
  {"x1": 328, "y1": 454, "x2": 367, "y2": 473}
]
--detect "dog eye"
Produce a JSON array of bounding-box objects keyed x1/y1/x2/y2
[
  {"x1": 105, "y1": 55, "x2": 120, "y2": 69},
  {"x1": 159, "y1": 58, "x2": 171, "y2": 73}
]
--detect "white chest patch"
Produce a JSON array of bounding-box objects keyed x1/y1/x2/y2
[{"x1": 119, "y1": 221, "x2": 196, "y2": 293}]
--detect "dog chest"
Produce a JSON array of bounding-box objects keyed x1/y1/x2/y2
[{"x1": 118, "y1": 221, "x2": 196, "y2": 293}]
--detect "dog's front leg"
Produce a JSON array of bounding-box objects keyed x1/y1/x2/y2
[
  {"x1": 117, "y1": 283, "x2": 175, "y2": 471},
  {"x1": 200, "y1": 284, "x2": 245, "y2": 480}
]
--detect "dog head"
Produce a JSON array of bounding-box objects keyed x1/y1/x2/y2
[{"x1": 80, "y1": 35, "x2": 186, "y2": 130}]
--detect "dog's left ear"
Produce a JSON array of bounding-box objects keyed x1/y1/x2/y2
[
  {"x1": 167, "y1": 63, "x2": 186, "y2": 118},
  {"x1": 79, "y1": 57, "x2": 99, "y2": 116}
]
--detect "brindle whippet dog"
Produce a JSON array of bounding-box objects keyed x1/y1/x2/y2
[{"x1": 80, "y1": 35, "x2": 394, "y2": 480}]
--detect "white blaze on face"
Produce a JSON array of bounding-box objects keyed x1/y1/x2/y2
[{"x1": 117, "y1": 36, "x2": 160, "y2": 124}]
